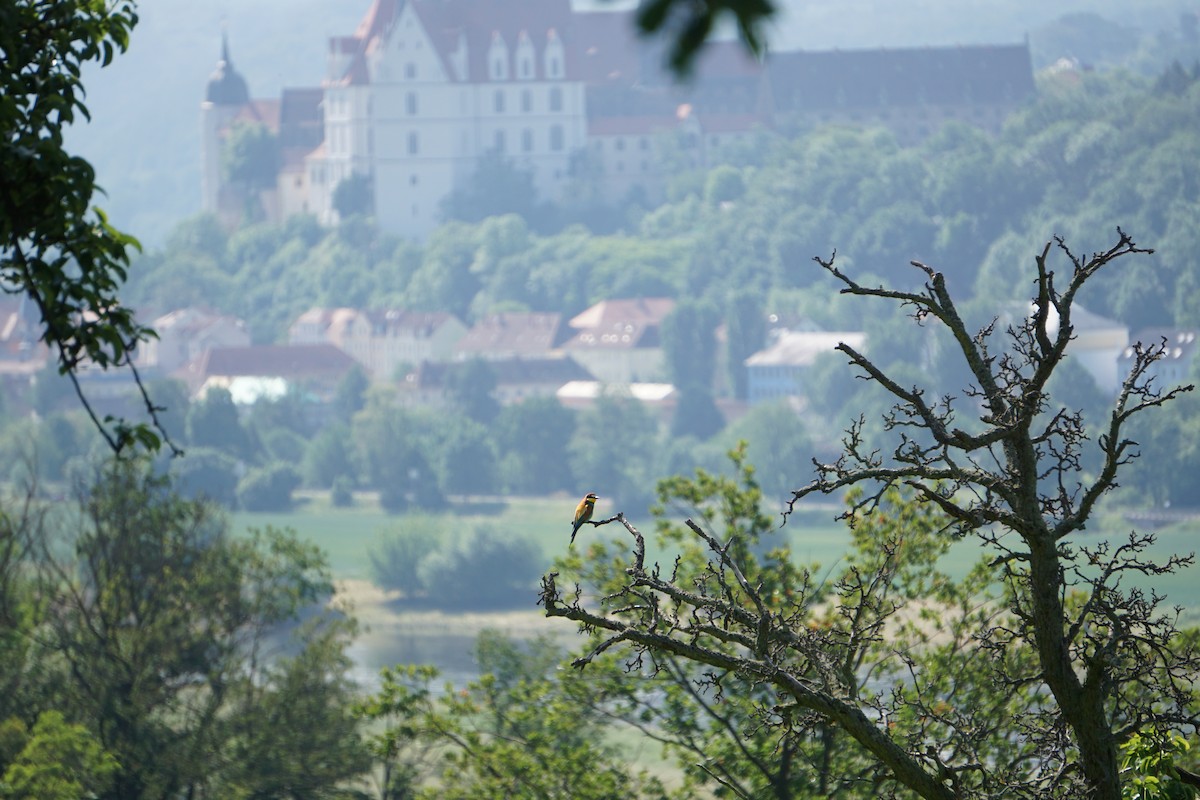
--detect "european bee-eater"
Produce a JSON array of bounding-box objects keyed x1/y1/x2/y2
[{"x1": 571, "y1": 492, "x2": 598, "y2": 545}]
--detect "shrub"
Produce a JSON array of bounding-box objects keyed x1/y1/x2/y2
[
  {"x1": 331, "y1": 476, "x2": 354, "y2": 508},
  {"x1": 416, "y1": 527, "x2": 542, "y2": 610},
  {"x1": 237, "y1": 462, "x2": 301, "y2": 512},
  {"x1": 369, "y1": 517, "x2": 444, "y2": 597}
]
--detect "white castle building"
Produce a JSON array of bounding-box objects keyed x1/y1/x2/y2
[{"x1": 202, "y1": 0, "x2": 1036, "y2": 239}]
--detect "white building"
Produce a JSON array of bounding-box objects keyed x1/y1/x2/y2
[{"x1": 309, "y1": 0, "x2": 587, "y2": 237}]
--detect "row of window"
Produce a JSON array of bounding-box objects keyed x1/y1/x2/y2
[
  {"x1": 402, "y1": 124, "x2": 567, "y2": 156},
  {"x1": 493, "y1": 86, "x2": 564, "y2": 114},
  {"x1": 490, "y1": 125, "x2": 565, "y2": 154},
  {"x1": 398, "y1": 87, "x2": 565, "y2": 117}
]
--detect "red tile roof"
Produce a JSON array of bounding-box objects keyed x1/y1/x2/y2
[
  {"x1": 564, "y1": 298, "x2": 674, "y2": 350},
  {"x1": 455, "y1": 312, "x2": 565, "y2": 355},
  {"x1": 178, "y1": 344, "x2": 356, "y2": 385}
]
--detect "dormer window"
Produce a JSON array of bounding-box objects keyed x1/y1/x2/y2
[
  {"x1": 488, "y1": 32, "x2": 509, "y2": 80},
  {"x1": 544, "y1": 28, "x2": 565, "y2": 79},
  {"x1": 516, "y1": 31, "x2": 535, "y2": 80}
]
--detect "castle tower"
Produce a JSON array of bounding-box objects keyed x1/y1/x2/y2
[{"x1": 200, "y1": 31, "x2": 251, "y2": 213}]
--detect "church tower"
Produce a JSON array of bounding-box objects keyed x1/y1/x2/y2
[{"x1": 200, "y1": 31, "x2": 251, "y2": 213}]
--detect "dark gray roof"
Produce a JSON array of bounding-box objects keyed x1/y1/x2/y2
[
  {"x1": 205, "y1": 34, "x2": 250, "y2": 106},
  {"x1": 767, "y1": 44, "x2": 1035, "y2": 112}
]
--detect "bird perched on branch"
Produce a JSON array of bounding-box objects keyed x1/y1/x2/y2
[{"x1": 570, "y1": 492, "x2": 598, "y2": 545}]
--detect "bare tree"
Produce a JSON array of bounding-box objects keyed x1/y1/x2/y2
[{"x1": 540, "y1": 231, "x2": 1200, "y2": 799}]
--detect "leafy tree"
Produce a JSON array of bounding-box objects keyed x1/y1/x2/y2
[
  {"x1": 167, "y1": 446, "x2": 239, "y2": 507},
  {"x1": 369, "y1": 517, "x2": 444, "y2": 599},
  {"x1": 715, "y1": 403, "x2": 812, "y2": 498},
  {"x1": 35, "y1": 459, "x2": 355, "y2": 800},
  {"x1": 236, "y1": 462, "x2": 301, "y2": 511},
  {"x1": 662, "y1": 298, "x2": 720, "y2": 391},
  {"x1": 356, "y1": 634, "x2": 674, "y2": 800},
  {"x1": 541, "y1": 233, "x2": 1200, "y2": 800},
  {"x1": 441, "y1": 150, "x2": 542, "y2": 225},
  {"x1": 0, "y1": 711, "x2": 118, "y2": 800},
  {"x1": 704, "y1": 164, "x2": 747, "y2": 206},
  {"x1": 433, "y1": 419, "x2": 498, "y2": 498},
  {"x1": 568, "y1": 395, "x2": 661, "y2": 511},
  {"x1": 724, "y1": 287, "x2": 767, "y2": 400},
  {"x1": 331, "y1": 476, "x2": 354, "y2": 508},
  {"x1": 1, "y1": 0, "x2": 170, "y2": 453},
  {"x1": 493, "y1": 397, "x2": 576, "y2": 495},
  {"x1": 333, "y1": 363, "x2": 370, "y2": 424},
  {"x1": 221, "y1": 121, "x2": 280, "y2": 193},
  {"x1": 302, "y1": 424, "x2": 357, "y2": 489},
  {"x1": 332, "y1": 171, "x2": 374, "y2": 219},
  {"x1": 214, "y1": 620, "x2": 370, "y2": 798},
  {"x1": 185, "y1": 387, "x2": 254, "y2": 461},
  {"x1": 444, "y1": 359, "x2": 500, "y2": 425},
  {"x1": 352, "y1": 399, "x2": 444, "y2": 512},
  {"x1": 669, "y1": 386, "x2": 725, "y2": 440},
  {"x1": 416, "y1": 527, "x2": 542, "y2": 610}
]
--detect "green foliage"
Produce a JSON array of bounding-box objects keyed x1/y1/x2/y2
[
  {"x1": 713, "y1": 403, "x2": 812, "y2": 498},
  {"x1": 330, "y1": 475, "x2": 354, "y2": 507},
  {"x1": 493, "y1": 397, "x2": 576, "y2": 495},
  {"x1": 724, "y1": 288, "x2": 767, "y2": 400},
  {"x1": 31, "y1": 459, "x2": 356, "y2": 799},
  {"x1": 568, "y1": 395, "x2": 661, "y2": 511},
  {"x1": 302, "y1": 424, "x2": 357, "y2": 489},
  {"x1": 185, "y1": 387, "x2": 255, "y2": 461},
  {"x1": 168, "y1": 445, "x2": 240, "y2": 506},
  {"x1": 444, "y1": 358, "x2": 500, "y2": 425},
  {"x1": 1120, "y1": 731, "x2": 1197, "y2": 800},
  {"x1": 416, "y1": 527, "x2": 542, "y2": 610},
  {"x1": 441, "y1": 151, "x2": 544, "y2": 226},
  {"x1": 221, "y1": 121, "x2": 280, "y2": 192},
  {"x1": 357, "y1": 634, "x2": 673, "y2": 800},
  {"x1": 371, "y1": 519, "x2": 543, "y2": 609},
  {"x1": 0, "y1": 711, "x2": 118, "y2": 800},
  {"x1": 661, "y1": 298, "x2": 720, "y2": 391},
  {"x1": 0, "y1": 0, "x2": 168, "y2": 453},
  {"x1": 433, "y1": 419, "x2": 498, "y2": 497},
  {"x1": 669, "y1": 387, "x2": 725, "y2": 440},
  {"x1": 332, "y1": 171, "x2": 374, "y2": 219},
  {"x1": 236, "y1": 461, "x2": 301, "y2": 511},
  {"x1": 369, "y1": 517, "x2": 444, "y2": 597},
  {"x1": 351, "y1": 398, "x2": 444, "y2": 512},
  {"x1": 635, "y1": 0, "x2": 775, "y2": 75}
]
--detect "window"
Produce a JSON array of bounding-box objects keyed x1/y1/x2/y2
[
  {"x1": 521, "y1": 128, "x2": 533, "y2": 152},
  {"x1": 519, "y1": 56, "x2": 533, "y2": 79},
  {"x1": 405, "y1": 91, "x2": 418, "y2": 115},
  {"x1": 639, "y1": 137, "x2": 649, "y2": 151},
  {"x1": 405, "y1": 63, "x2": 417, "y2": 79},
  {"x1": 549, "y1": 124, "x2": 563, "y2": 151},
  {"x1": 549, "y1": 87, "x2": 562, "y2": 112},
  {"x1": 615, "y1": 138, "x2": 625, "y2": 152},
  {"x1": 410, "y1": 174, "x2": 418, "y2": 186},
  {"x1": 521, "y1": 89, "x2": 532, "y2": 113},
  {"x1": 407, "y1": 132, "x2": 419, "y2": 155},
  {"x1": 494, "y1": 129, "x2": 506, "y2": 153},
  {"x1": 547, "y1": 55, "x2": 561, "y2": 78},
  {"x1": 494, "y1": 90, "x2": 505, "y2": 113}
]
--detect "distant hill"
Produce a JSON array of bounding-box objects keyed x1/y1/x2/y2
[{"x1": 65, "y1": 0, "x2": 1191, "y2": 246}]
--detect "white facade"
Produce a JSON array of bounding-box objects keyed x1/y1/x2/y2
[{"x1": 310, "y1": 2, "x2": 587, "y2": 238}]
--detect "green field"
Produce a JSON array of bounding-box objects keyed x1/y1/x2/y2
[
  {"x1": 233, "y1": 493, "x2": 1200, "y2": 613},
  {"x1": 230, "y1": 491, "x2": 858, "y2": 583}
]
